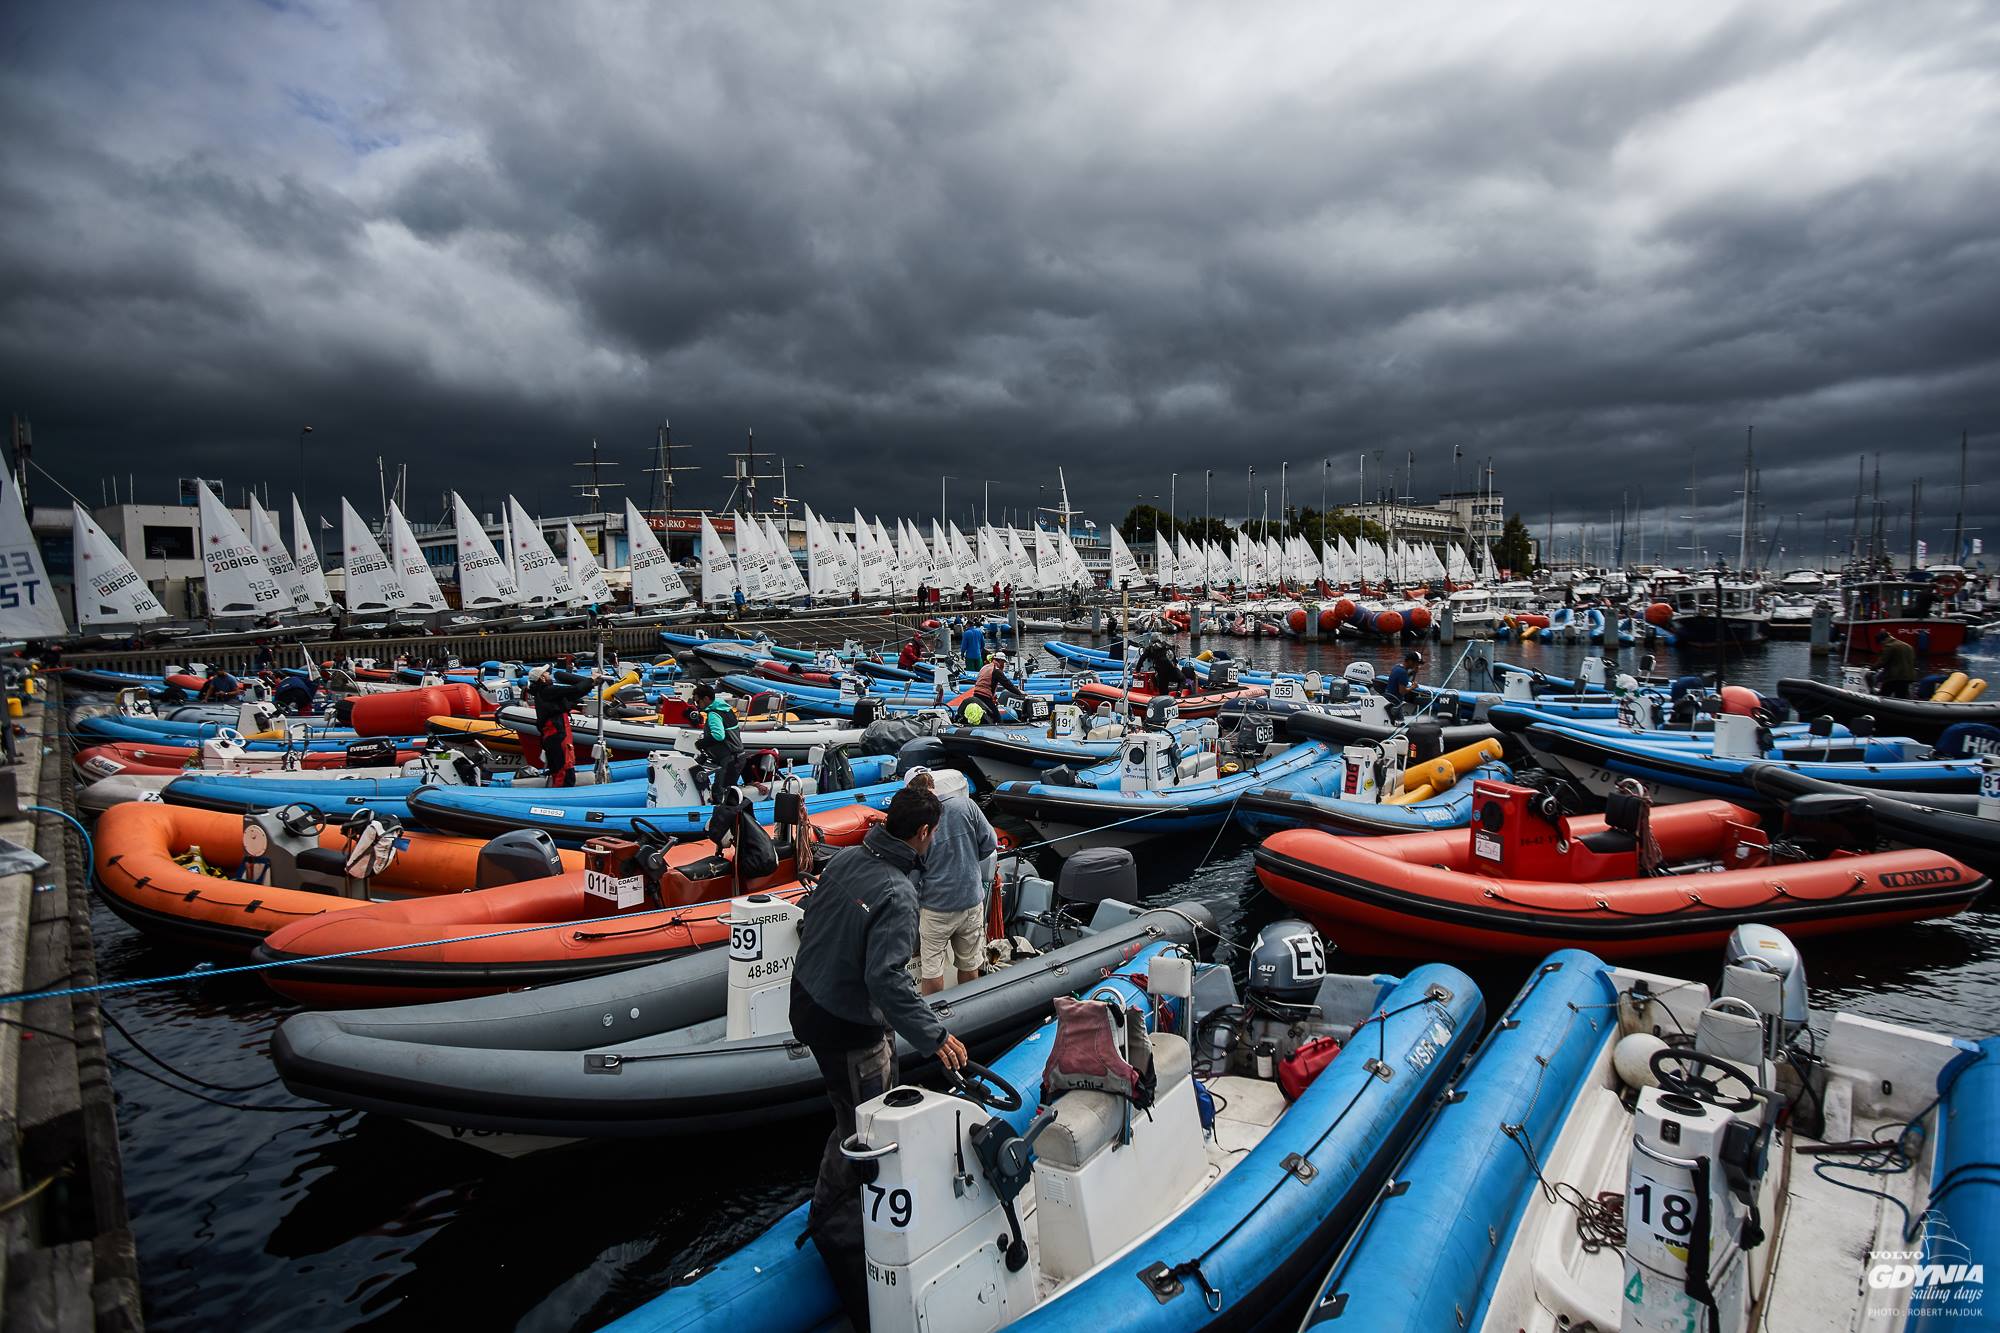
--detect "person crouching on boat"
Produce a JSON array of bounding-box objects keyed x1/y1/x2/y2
[
  {"x1": 1872, "y1": 631, "x2": 1917, "y2": 699},
  {"x1": 897, "y1": 631, "x2": 925, "y2": 672},
  {"x1": 961, "y1": 652, "x2": 1025, "y2": 725},
  {"x1": 527, "y1": 666, "x2": 592, "y2": 786},
  {"x1": 198, "y1": 665, "x2": 245, "y2": 701},
  {"x1": 906, "y1": 769, "x2": 996, "y2": 996},
  {"x1": 791, "y1": 783, "x2": 967, "y2": 1330},
  {"x1": 1384, "y1": 649, "x2": 1422, "y2": 713},
  {"x1": 689, "y1": 681, "x2": 745, "y2": 792},
  {"x1": 1140, "y1": 634, "x2": 1186, "y2": 694}
]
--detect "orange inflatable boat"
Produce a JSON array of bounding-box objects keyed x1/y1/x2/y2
[
  {"x1": 249, "y1": 802, "x2": 885, "y2": 1007},
  {"x1": 1253, "y1": 779, "x2": 1987, "y2": 958},
  {"x1": 94, "y1": 800, "x2": 576, "y2": 953}
]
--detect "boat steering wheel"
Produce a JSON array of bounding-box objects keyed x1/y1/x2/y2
[
  {"x1": 948, "y1": 1061, "x2": 1023, "y2": 1112},
  {"x1": 1650, "y1": 1048, "x2": 1760, "y2": 1113}
]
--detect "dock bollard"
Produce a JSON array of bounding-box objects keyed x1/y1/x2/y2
[
  {"x1": 1303, "y1": 602, "x2": 1320, "y2": 641},
  {"x1": 1809, "y1": 600, "x2": 1834, "y2": 657}
]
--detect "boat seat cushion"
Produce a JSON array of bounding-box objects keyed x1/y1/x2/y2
[
  {"x1": 1695, "y1": 1006, "x2": 1765, "y2": 1068},
  {"x1": 294, "y1": 847, "x2": 349, "y2": 880},
  {"x1": 1035, "y1": 1036, "x2": 1192, "y2": 1171}
]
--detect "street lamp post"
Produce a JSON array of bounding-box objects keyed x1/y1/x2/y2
[{"x1": 1203, "y1": 469, "x2": 1212, "y2": 592}]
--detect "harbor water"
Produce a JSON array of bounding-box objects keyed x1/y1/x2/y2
[{"x1": 91, "y1": 628, "x2": 2000, "y2": 1330}]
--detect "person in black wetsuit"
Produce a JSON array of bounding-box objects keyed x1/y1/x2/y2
[{"x1": 527, "y1": 666, "x2": 593, "y2": 786}]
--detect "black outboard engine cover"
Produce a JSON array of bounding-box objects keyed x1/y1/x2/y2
[
  {"x1": 476, "y1": 828, "x2": 565, "y2": 888},
  {"x1": 1669, "y1": 693, "x2": 1700, "y2": 726},
  {"x1": 344, "y1": 738, "x2": 398, "y2": 768},
  {"x1": 859, "y1": 717, "x2": 926, "y2": 755},
  {"x1": 1406, "y1": 718, "x2": 1444, "y2": 765},
  {"x1": 1781, "y1": 792, "x2": 1875, "y2": 852},
  {"x1": 1056, "y1": 846, "x2": 1137, "y2": 907},
  {"x1": 851, "y1": 697, "x2": 883, "y2": 728},
  {"x1": 895, "y1": 735, "x2": 949, "y2": 777},
  {"x1": 1144, "y1": 696, "x2": 1179, "y2": 728},
  {"x1": 1209, "y1": 660, "x2": 1238, "y2": 689}
]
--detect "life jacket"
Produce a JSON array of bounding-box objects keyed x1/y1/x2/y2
[
  {"x1": 698, "y1": 701, "x2": 744, "y2": 760},
  {"x1": 1041, "y1": 995, "x2": 1156, "y2": 1109}
]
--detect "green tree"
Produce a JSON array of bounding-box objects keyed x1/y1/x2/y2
[
  {"x1": 1118, "y1": 504, "x2": 1177, "y2": 544},
  {"x1": 1493, "y1": 512, "x2": 1535, "y2": 576}
]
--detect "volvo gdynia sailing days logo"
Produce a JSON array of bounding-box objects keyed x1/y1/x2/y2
[{"x1": 1867, "y1": 1211, "x2": 1985, "y2": 1320}]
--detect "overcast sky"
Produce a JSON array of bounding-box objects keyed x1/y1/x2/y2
[{"x1": 3, "y1": 0, "x2": 1995, "y2": 564}]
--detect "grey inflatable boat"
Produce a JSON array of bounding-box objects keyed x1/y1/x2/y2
[{"x1": 272, "y1": 883, "x2": 1208, "y2": 1154}]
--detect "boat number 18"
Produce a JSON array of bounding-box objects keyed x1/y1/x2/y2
[{"x1": 1630, "y1": 1180, "x2": 1695, "y2": 1238}]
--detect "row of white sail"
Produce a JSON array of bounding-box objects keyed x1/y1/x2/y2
[
  {"x1": 1146, "y1": 527, "x2": 1497, "y2": 594},
  {"x1": 65, "y1": 483, "x2": 693, "y2": 629},
  {"x1": 24, "y1": 471, "x2": 1504, "y2": 634},
  {"x1": 696, "y1": 508, "x2": 1101, "y2": 607}
]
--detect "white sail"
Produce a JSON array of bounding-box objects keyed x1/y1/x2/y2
[
  {"x1": 452, "y1": 493, "x2": 520, "y2": 609},
  {"x1": 1206, "y1": 540, "x2": 1231, "y2": 590},
  {"x1": 764, "y1": 516, "x2": 807, "y2": 598},
  {"x1": 699, "y1": 514, "x2": 738, "y2": 605},
  {"x1": 0, "y1": 475, "x2": 65, "y2": 639},
  {"x1": 387, "y1": 501, "x2": 447, "y2": 611},
  {"x1": 247, "y1": 494, "x2": 313, "y2": 612},
  {"x1": 807, "y1": 507, "x2": 851, "y2": 598},
  {"x1": 946, "y1": 522, "x2": 979, "y2": 589},
  {"x1": 1033, "y1": 526, "x2": 1062, "y2": 592},
  {"x1": 197, "y1": 482, "x2": 286, "y2": 618},
  {"x1": 730, "y1": 513, "x2": 771, "y2": 603},
  {"x1": 1003, "y1": 528, "x2": 1032, "y2": 591},
  {"x1": 1108, "y1": 526, "x2": 1145, "y2": 587},
  {"x1": 289, "y1": 496, "x2": 332, "y2": 609},
  {"x1": 853, "y1": 510, "x2": 889, "y2": 598},
  {"x1": 71, "y1": 503, "x2": 165, "y2": 628},
  {"x1": 338, "y1": 498, "x2": 410, "y2": 613},
  {"x1": 898, "y1": 521, "x2": 932, "y2": 591},
  {"x1": 505, "y1": 498, "x2": 577, "y2": 606},
  {"x1": 977, "y1": 527, "x2": 1002, "y2": 590},
  {"x1": 623, "y1": 501, "x2": 689, "y2": 606},
  {"x1": 1060, "y1": 527, "x2": 1092, "y2": 587},
  {"x1": 565, "y1": 522, "x2": 615, "y2": 606}
]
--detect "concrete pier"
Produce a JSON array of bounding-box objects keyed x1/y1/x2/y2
[{"x1": 0, "y1": 685, "x2": 141, "y2": 1331}]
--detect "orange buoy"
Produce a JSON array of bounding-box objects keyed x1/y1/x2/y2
[
  {"x1": 1286, "y1": 608, "x2": 1307, "y2": 634},
  {"x1": 1405, "y1": 605, "x2": 1433, "y2": 632},
  {"x1": 1644, "y1": 601, "x2": 1674, "y2": 626},
  {"x1": 1317, "y1": 609, "x2": 1342, "y2": 633},
  {"x1": 1718, "y1": 685, "x2": 1763, "y2": 717},
  {"x1": 1375, "y1": 609, "x2": 1404, "y2": 635}
]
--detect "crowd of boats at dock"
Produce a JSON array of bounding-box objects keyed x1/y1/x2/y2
[{"x1": 31, "y1": 582, "x2": 2000, "y2": 1333}]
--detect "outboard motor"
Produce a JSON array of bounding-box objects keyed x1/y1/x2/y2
[
  {"x1": 1143, "y1": 695, "x2": 1180, "y2": 728},
  {"x1": 475, "y1": 828, "x2": 564, "y2": 888},
  {"x1": 895, "y1": 735, "x2": 949, "y2": 777},
  {"x1": 344, "y1": 738, "x2": 398, "y2": 769},
  {"x1": 1208, "y1": 659, "x2": 1237, "y2": 689},
  {"x1": 1246, "y1": 918, "x2": 1328, "y2": 1013},
  {"x1": 1718, "y1": 924, "x2": 1809, "y2": 1057},
  {"x1": 1501, "y1": 671, "x2": 1535, "y2": 702},
  {"x1": 1579, "y1": 656, "x2": 1609, "y2": 689},
  {"x1": 1054, "y1": 846, "x2": 1137, "y2": 928},
  {"x1": 1779, "y1": 790, "x2": 1873, "y2": 854},
  {"x1": 1405, "y1": 717, "x2": 1444, "y2": 766},
  {"x1": 851, "y1": 696, "x2": 882, "y2": 728},
  {"x1": 725, "y1": 893, "x2": 805, "y2": 1038}
]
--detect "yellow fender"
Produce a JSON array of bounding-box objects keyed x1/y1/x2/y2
[
  {"x1": 1932, "y1": 671, "x2": 1969, "y2": 703},
  {"x1": 593, "y1": 669, "x2": 641, "y2": 701},
  {"x1": 1400, "y1": 738, "x2": 1505, "y2": 796},
  {"x1": 1957, "y1": 678, "x2": 1987, "y2": 702},
  {"x1": 1383, "y1": 782, "x2": 1435, "y2": 806}
]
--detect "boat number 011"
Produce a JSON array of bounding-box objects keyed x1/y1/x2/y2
[{"x1": 865, "y1": 1183, "x2": 915, "y2": 1229}]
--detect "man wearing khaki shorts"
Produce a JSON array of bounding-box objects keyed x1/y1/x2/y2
[{"x1": 908, "y1": 768, "x2": 997, "y2": 994}]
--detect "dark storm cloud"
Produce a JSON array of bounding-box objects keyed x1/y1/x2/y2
[{"x1": 1, "y1": 0, "x2": 1995, "y2": 561}]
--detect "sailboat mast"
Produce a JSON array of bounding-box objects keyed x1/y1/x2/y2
[
  {"x1": 1951, "y1": 430, "x2": 1968, "y2": 562},
  {"x1": 1737, "y1": 425, "x2": 1753, "y2": 570}
]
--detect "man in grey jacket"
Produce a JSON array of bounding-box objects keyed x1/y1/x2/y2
[
  {"x1": 790, "y1": 783, "x2": 968, "y2": 1330},
  {"x1": 909, "y1": 768, "x2": 997, "y2": 995}
]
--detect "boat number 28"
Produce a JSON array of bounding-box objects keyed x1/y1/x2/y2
[{"x1": 865, "y1": 1183, "x2": 915, "y2": 1229}]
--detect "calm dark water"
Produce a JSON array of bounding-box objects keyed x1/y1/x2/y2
[{"x1": 88, "y1": 625, "x2": 2000, "y2": 1330}]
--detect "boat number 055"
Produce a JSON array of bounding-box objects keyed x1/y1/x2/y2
[{"x1": 865, "y1": 1183, "x2": 915, "y2": 1229}]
